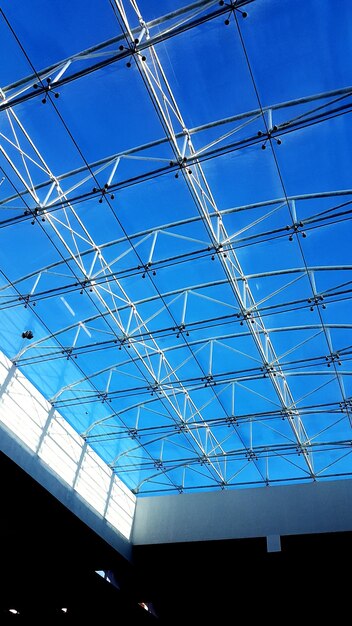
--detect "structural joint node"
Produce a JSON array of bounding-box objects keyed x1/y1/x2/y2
[
  {"x1": 257, "y1": 125, "x2": 282, "y2": 149},
  {"x1": 307, "y1": 294, "x2": 326, "y2": 311},
  {"x1": 286, "y1": 221, "x2": 306, "y2": 241},
  {"x1": 262, "y1": 362, "x2": 277, "y2": 377},
  {"x1": 246, "y1": 449, "x2": 258, "y2": 461},
  {"x1": 326, "y1": 352, "x2": 342, "y2": 367},
  {"x1": 296, "y1": 444, "x2": 307, "y2": 456},
  {"x1": 173, "y1": 323, "x2": 189, "y2": 338},
  {"x1": 340, "y1": 399, "x2": 352, "y2": 413},
  {"x1": 97, "y1": 391, "x2": 110, "y2": 403},
  {"x1": 61, "y1": 347, "x2": 76, "y2": 360},
  {"x1": 148, "y1": 382, "x2": 161, "y2": 396},
  {"x1": 219, "y1": 1, "x2": 248, "y2": 23},
  {"x1": 237, "y1": 310, "x2": 254, "y2": 325},
  {"x1": 202, "y1": 374, "x2": 215, "y2": 387}
]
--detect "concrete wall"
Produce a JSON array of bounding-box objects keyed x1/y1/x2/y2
[
  {"x1": 0, "y1": 421, "x2": 132, "y2": 559},
  {"x1": 132, "y1": 479, "x2": 352, "y2": 545},
  {"x1": 0, "y1": 351, "x2": 134, "y2": 559}
]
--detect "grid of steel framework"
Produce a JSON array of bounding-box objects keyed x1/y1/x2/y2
[{"x1": 0, "y1": 0, "x2": 351, "y2": 494}]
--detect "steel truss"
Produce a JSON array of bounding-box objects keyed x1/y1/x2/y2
[
  {"x1": 0, "y1": 0, "x2": 351, "y2": 493},
  {"x1": 0, "y1": 1, "x2": 254, "y2": 111},
  {"x1": 1, "y1": 88, "x2": 351, "y2": 223}
]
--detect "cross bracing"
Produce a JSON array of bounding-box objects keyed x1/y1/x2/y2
[
  {"x1": 0, "y1": 0, "x2": 351, "y2": 493},
  {"x1": 1, "y1": 92, "x2": 351, "y2": 224}
]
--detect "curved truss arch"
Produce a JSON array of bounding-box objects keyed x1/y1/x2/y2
[{"x1": 0, "y1": 0, "x2": 351, "y2": 492}]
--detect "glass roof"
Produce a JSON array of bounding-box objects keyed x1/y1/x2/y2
[{"x1": 0, "y1": 0, "x2": 351, "y2": 495}]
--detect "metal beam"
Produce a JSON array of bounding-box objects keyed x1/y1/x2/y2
[
  {"x1": 0, "y1": 0, "x2": 254, "y2": 110},
  {"x1": 111, "y1": 0, "x2": 327, "y2": 477},
  {"x1": 15, "y1": 323, "x2": 352, "y2": 369},
  {"x1": 1, "y1": 90, "x2": 351, "y2": 217},
  {"x1": 51, "y1": 368, "x2": 352, "y2": 407},
  {"x1": 1, "y1": 1, "x2": 350, "y2": 493},
  {"x1": 11, "y1": 262, "x2": 352, "y2": 367},
  {"x1": 83, "y1": 398, "x2": 351, "y2": 440},
  {"x1": 2, "y1": 187, "x2": 352, "y2": 284},
  {"x1": 0, "y1": 82, "x2": 241, "y2": 489}
]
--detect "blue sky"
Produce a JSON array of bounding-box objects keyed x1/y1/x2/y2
[{"x1": 0, "y1": 0, "x2": 351, "y2": 494}]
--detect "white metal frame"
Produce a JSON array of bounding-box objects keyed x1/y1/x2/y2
[{"x1": 0, "y1": 0, "x2": 351, "y2": 493}]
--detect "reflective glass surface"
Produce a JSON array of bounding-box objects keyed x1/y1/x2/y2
[{"x1": 0, "y1": 0, "x2": 351, "y2": 494}]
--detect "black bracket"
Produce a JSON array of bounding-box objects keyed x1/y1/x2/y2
[
  {"x1": 286, "y1": 221, "x2": 306, "y2": 241},
  {"x1": 172, "y1": 323, "x2": 189, "y2": 338},
  {"x1": 340, "y1": 399, "x2": 352, "y2": 413},
  {"x1": 209, "y1": 243, "x2": 227, "y2": 260},
  {"x1": 258, "y1": 126, "x2": 282, "y2": 150},
  {"x1": 325, "y1": 352, "x2": 342, "y2": 367},
  {"x1": 78, "y1": 279, "x2": 94, "y2": 294},
  {"x1": 97, "y1": 391, "x2": 111, "y2": 403},
  {"x1": 147, "y1": 381, "x2": 161, "y2": 396},
  {"x1": 219, "y1": 1, "x2": 248, "y2": 24},
  {"x1": 307, "y1": 294, "x2": 326, "y2": 311},
  {"x1": 237, "y1": 310, "x2": 254, "y2": 325},
  {"x1": 115, "y1": 335, "x2": 131, "y2": 350},
  {"x1": 33, "y1": 77, "x2": 60, "y2": 104},
  {"x1": 246, "y1": 449, "x2": 258, "y2": 461},
  {"x1": 261, "y1": 362, "x2": 277, "y2": 377},
  {"x1": 119, "y1": 43, "x2": 146, "y2": 68},
  {"x1": 92, "y1": 184, "x2": 115, "y2": 203},
  {"x1": 170, "y1": 156, "x2": 192, "y2": 178},
  {"x1": 138, "y1": 262, "x2": 156, "y2": 278},
  {"x1": 18, "y1": 294, "x2": 35, "y2": 309},
  {"x1": 201, "y1": 374, "x2": 216, "y2": 387},
  {"x1": 61, "y1": 347, "x2": 77, "y2": 360}
]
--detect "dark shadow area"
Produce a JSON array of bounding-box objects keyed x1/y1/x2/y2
[
  {"x1": 0, "y1": 452, "x2": 155, "y2": 624},
  {"x1": 134, "y1": 528, "x2": 352, "y2": 622},
  {"x1": 1, "y1": 450, "x2": 351, "y2": 623}
]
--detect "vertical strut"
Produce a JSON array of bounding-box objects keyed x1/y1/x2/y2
[{"x1": 113, "y1": 0, "x2": 315, "y2": 477}]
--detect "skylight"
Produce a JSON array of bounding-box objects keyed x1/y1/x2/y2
[{"x1": 0, "y1": 0, "x2": 351, "y2": 495}]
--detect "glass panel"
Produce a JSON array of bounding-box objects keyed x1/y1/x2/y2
[
  {"x1": 155, "y1": 13, "x2": 260, "y2": 128},
  {"x1": 239, "y1": 0, "x2": 352, "y2": 104},
  {"x1": 0, "y1": 0, "x2": 351, "y2": 495},
  {"x1": 1, "y1": 0, "x2": 119, "y2": 68}
]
